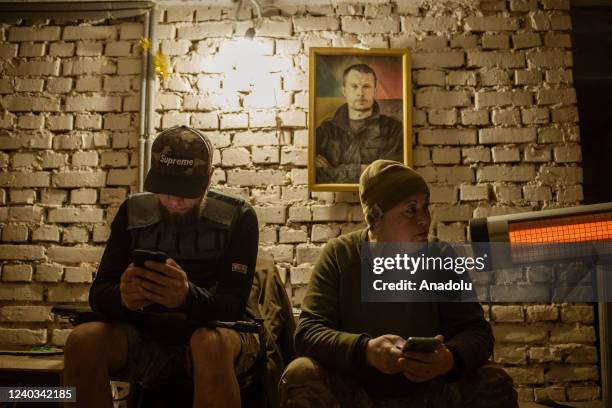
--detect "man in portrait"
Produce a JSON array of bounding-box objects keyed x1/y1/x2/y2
[{"x1": 315, "y1": 63, "x2": 404, "y2": 184}]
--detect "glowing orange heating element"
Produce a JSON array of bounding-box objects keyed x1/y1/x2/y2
[{"x1": 508, "y1": 213, "x2": 612, "y2": 244}]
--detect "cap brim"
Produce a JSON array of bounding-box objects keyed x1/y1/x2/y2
[{"x1": 144, "y1": 170, "x2": 208, "y2": 198}]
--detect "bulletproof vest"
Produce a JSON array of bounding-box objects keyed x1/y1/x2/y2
[{"x1": 126, "y1": 189, "x2": 245, "y2": 261}]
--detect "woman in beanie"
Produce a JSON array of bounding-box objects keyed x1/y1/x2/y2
[{"x1": 279, "y1": 160, "x2": 518, "y2": 407}]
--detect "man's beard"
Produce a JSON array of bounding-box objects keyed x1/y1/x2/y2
[{"x1": 158, "y1": 197, "x2": 206, "y2": 228}]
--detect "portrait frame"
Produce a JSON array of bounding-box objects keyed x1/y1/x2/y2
[{"x1": 308, "y1": 47, "x2": 412, "y2": 192}]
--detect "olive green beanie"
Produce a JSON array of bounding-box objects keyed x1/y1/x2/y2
[{"x1": 359, "y1": 160, "x2": 429, "y2": 228}]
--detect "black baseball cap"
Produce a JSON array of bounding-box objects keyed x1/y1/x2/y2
[{"x1": 144, "y1": 126, "x2": 213, "y2": 198}]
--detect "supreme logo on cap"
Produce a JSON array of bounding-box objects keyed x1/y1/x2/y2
[{"x1": 160, "y1": 153, "x2": 194, "y2": 167}]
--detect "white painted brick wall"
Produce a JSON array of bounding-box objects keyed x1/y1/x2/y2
[{"x1": 0, "y1": 3, "x2": 595, "y2": 399}]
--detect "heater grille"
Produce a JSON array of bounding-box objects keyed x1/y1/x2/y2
[{"x1": 508, "y1": 212, "x2": 612, "y2": 244}]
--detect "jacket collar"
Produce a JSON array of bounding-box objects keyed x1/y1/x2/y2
[{"x1": 331, "y1": 101, "x2": 381, "y2": 132}]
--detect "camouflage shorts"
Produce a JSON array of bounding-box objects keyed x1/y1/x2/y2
[
  {"x1": 110, "y1": 323, "x2": 260, "y2": 387},
  {"x1": 279, "y1": 357, "x2": 518, "y2": 408}
]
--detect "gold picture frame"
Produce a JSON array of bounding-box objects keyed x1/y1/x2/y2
[{"x1": 308, "y1": 47, "x2": 412, "y2": 192}]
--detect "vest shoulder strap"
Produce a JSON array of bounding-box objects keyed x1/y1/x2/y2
[
  {"x1": 201, "y1": 188, "x2": 245, "y2": 230},
  {"x1": 126, "y1": 192, "x2": 161, "y2": 230}
]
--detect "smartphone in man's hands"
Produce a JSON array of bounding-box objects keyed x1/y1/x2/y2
[
  {"x1": 132, "y1": 249, "x2": 168, "y2": 268},
  {"x1": 400, "y1": 337, "x2": 442, "y2": 353}
]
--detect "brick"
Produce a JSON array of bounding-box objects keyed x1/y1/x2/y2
[
  {"x1": 492, "y1": 146, "x2": 520, "y2": 162},
  {"x1": 64, "y1": 266, "x2": 94, "y2": 283},
  {"x1": 9, "y1": 26, "x2": 61, "y2": 41},
  {"x1": 41, "y1": 190, "x2": 68, "y2": 206},
  {"x1": 538, "y1": 166, "x2": 582, "y2": 185},
  {"x1": 46, "y1": 115, "x2": 74, "y2": 131},
  {"x1": 52, "y1": 171, "x2": 106, "y2": 188},
  {"x1": 166, "y1": 6, "x2": 194, "y2": 22},
  {"x1": 65, "y1": 96, "x2": 121, "y2": 112},
  {"x1": 494, "y1": 344, "x2": 528, "y2": 364},
  {"x1": 32, "y1": 225, "x2": 60, "y2": 242},
  {"x1": 47, "y1": 77, "x2": 73, "y2": 93},
  {"x1": 47, "y1": 285, "x2": 89, "y2": 302},
  {"x1": 15, "y1": 78, "x2": 44, "y2": 92},
  {"x1": 493, "y1": 324, "x2": 547, "y2": 343},
  {"x1": 34, "y1": 262, "x2": 64, "y2": 282},
  {"x1": 119, "y1": 23, "x2": 143, "y2": 39},
  {"x1": 46, "y1": 246, "x2": 104, "y2": 263},
  {"x1": 482, "y1": 33, "x2": 510, "y2": 50},
  {"x1": 312, "y1": 204, "x2": 349, "y2": 222},
  {"x1": 227, "y1": 169, "x2": 285, "y2": 186},
  {"x1": 536, "y1": 88, "x2": 576, "y2": 105},
  {"x1": 432, "y1": 147, "x2": 460, "y2": 164},
  {"x1": 527, "y1": 50, "x2": 571, "y2": 69},
  {"x1": 63, "y1": 26, "x2": 117, "y2": 40},
  {"x1": 429, "y1": 204, "x2": 473, "y2": 222},
  {"x1": 544, "y1": 32, "x2": 571, "y2": 48},
  {"x1": 546, "y1": 365, "x2": 598, "y2": 382},
  {"x1": 293, "y1": 16, "x2": 339, "y2": 32},
  {"x1": 460, "y1": 184, "x2": 488, "y2": 201},
  {"x1": 492, "y1": 109, "x2": 521, "y2": 126},
  {"x1": 311, "y1": 224, "x2": 340, "y2": 242},
  {"x1": 506, "y1": 367, "x2": 545, "y2": 385},
  {"x1": 107, "y1": 168, "x2": 138, "y2": 186},
  {"x1": 494, "y1": 184, "x2": 522, "y2": 202},
  {"x1": 523, "y1": 185, "x2": 552, "y2": 201},
  {"x1": 447, "y1": 71, "x2": 476, "y2": 86},
  {"x1": 48, "y1": 208, "x2": 104, "y2": 223},
  {"x1": 254, "y1": 206, "x2": 286, "y2": 224},
  {"x1": 415, "y1": 90, "x2": 471, "y2": 108},
  {"x1": 479, "y1": 128, "x2": 537, "y2": 144},
  {"x1": 522, "y1": 108, "x2": 549, "y2": 124},
  {"x1": 526, "y1": 305, "x2": 558, "y2": 322},
  {"x1": 401, "y1": 16, "x2": 457, "y2": 32},
  {"x1": 105, "y1": 41, "x2": 132, "y2": 57},
  {"x1": 467, "y1": 51, "x2": 525, "y2": 68},
  {"x1": 177, "y1": 23, "x2": 233, "y2": 40},
  {"x1": 475, "y1": 91, "x2": 532, "y2": 109},
  {"x1": 0, "y1": 306, "x2": 51, "y2": 322},
  {"x1": 0, "y1": 328, "x2": 46, "y2": 346},
  {"x1": 342, "y1": 17, "x2": 399, "y2": 34},
  {"x1": 1, "y1": 224, "x2": 28, "y2": 242},
  {"x1": 553, "y1": 145, "x2": 581, "y2": 162},
  {"x1": 567, "y1": 386, "x2": 600, "y2": 401},
  {"x1": 435, "y1": 222, "x2": 465, "y2": 242},
  {"x1": 515, "y1": 70, "x2": 541, "y2": 85},
  {"x1": 256, "y1": 20, "x2": 293, "y2": 37},
  {"x1": 461, "y1": 110, "x2": 489, "y2": 126},
  {"x1": 0, "y1": 172, "x2": 50, "y2": 187},
  {"x1": 9, "y1": 190, "x2": 36, "y2": 204},
  {"x1": 0, "y1": 245, "x2": 45, "y2": 260},
  {"x1": 480, "y1": 69, "x2": 511, "y2": 86},
  {"x1": 279, "y1": 226, "x2": 308, "y2": 244},
  {"x1": 478, "y1": 165, "x2": 536, "y2": 182},
  {"x1": 561, "y1": 305, "x2": 593, "y2": 323},
  {"x1": 62, "y1": 58, "x2": 116, "y2": 76},
  {"x1": 49, "y1": 42, "x2": 74, "y2": 57},
  {"x1": 2, "y1": 264, "x2": 33, "y2": 282},
  {"x1": 2, "y1": 96, "x2": 60, "y2": 112},
  {"x1": 412, "y1": 52, "x2": 464, "y2": 68},
  {"x1": 72, "y1": 151, "x2": 99, "y2": 167}
]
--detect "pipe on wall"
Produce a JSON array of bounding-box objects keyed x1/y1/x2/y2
[
  {"x1": 144, "y1": 7, "x2": 159, "y2": 180},
  {"x1": 137, "y1": 9, "x2": 151, "y2": 192}
]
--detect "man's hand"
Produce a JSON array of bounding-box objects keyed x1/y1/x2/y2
[
  {"x1": 120, "y1": 263, "x2": 152, "y2": 311},
  {"x1": 366, "y1": 334, "x2": 405, "y2": 375},
  {"x1": 399, "y1": 335, "x2": 454, "y2": 383},
  {"x1": 315, "y1": 155, "x2": 332, "y2": 168},
  {"x1": 132, "y1": 258, "x2": 190, "y2": 309}
]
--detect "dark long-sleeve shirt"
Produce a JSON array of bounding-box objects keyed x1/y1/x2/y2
[
  {"x1": 295, "y1": 229, "x2": 494, "y2": 398},
  {"x1": 89, "y1": 198, "x2": 259, "y2": 343}
]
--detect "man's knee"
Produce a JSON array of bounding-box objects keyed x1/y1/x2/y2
[
  {"x1": 280, "y1": 357, "x2": 339, "y2": 408},
  {"x1": 190, "y1": 327, "x2": 239, "y2": 368},
  {"x1": 64, "y1": 322, "x2": 120, "y2": 369},
  {"x1": 470, "y1": 366, "x2": 518, "y2": 408},
  {"x1": 281, "y1": 357, "x2": 325, "y2": 387}
]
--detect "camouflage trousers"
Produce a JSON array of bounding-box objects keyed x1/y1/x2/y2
[{"x1": 279, "y1": 357, "x2": 518, "y2": 408}]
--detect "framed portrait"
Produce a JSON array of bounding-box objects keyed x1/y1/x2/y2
[{"x1": 308, "y1": 47, "x2": 412, "y2": 192}]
